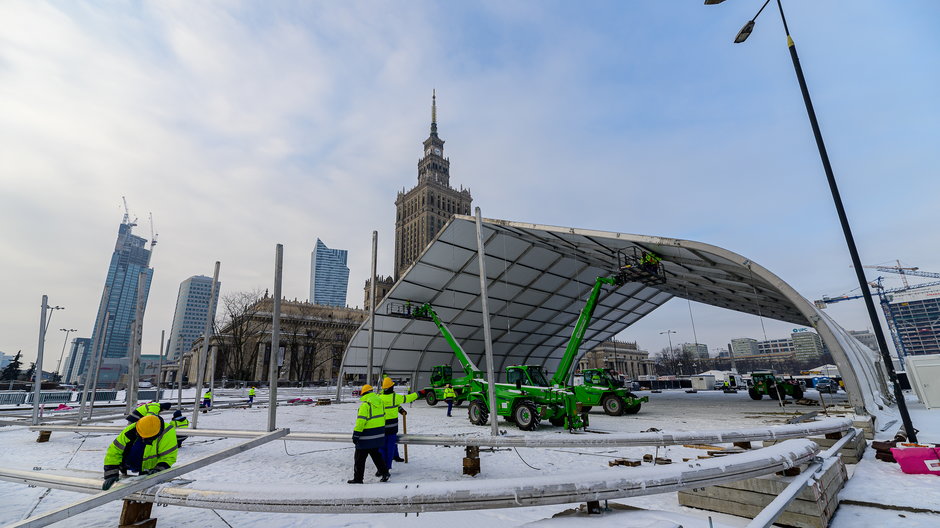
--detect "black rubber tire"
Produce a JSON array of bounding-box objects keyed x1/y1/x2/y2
[
  {"x1": 748, "y1": 388, "x2": 763, "y2": 400},
  {"x1": 468, "y1": 400, "x2": 488, "y2": 425},
  {"x1": 624, "y1": 403, "x2": 641, "y2": 415},
  {"x1": 455, "y1": 400, "x2": 464, "y2": 407},
  {"x1": 602, "y1": 394, "x2": 625, "y2": 416},
  {"x1": 580, "y1": 406, "x2": 593, "y2": 413},
  {"x1": 791, "y1": 386, "x2": 804, "y2": 400},
  {"x1": 425, "y1": 391, "x2": 439, "y2": 406},
  {"x1": 549, "y1": 416, "x2": 566, "y2": 427},
  {"x1": 513, "y1": 400, "x2": 541, "y2": 431}
]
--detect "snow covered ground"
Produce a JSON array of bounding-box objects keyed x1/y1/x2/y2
[{"x1": 0, "y1": 388, "x2": 936, "y2": 527}]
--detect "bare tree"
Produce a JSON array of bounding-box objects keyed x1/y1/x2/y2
[{"x1": 216, "y1": 290, "x2": 269, "y2": 381}]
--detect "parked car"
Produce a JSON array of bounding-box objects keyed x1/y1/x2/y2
[{"x1": 815, "y1": 379, "x2": 837, "y2": 393}]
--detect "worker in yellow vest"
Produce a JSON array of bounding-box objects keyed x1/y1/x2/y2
[
  {"x1": 348, "y1": 384, "x2": 389, "y2": 484},
  {"x1": 102, "y1": 415, "x2": 178, "y2": 490},
  {"x1": 248, "y1": 386, "x2": 256, "y2": 406},
  {"x1": 126, "y1": 401, "x2": 171, "y2": 423},
  {"x1": 379, "y1": 377, "x2": 419, "y2": 471},
  {"x1": 443, "y1": 384, "x2": 457, "y2": 417}
]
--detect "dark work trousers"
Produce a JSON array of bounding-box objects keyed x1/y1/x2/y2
[
  {"x1": 446, "y1": 398, "x2": 454, "y2": 416},
  {"x1": 380, "y1": 434, "x2": 399, "y2": 470},
  {"x1": 353, "y1": 448, "x2": 387, "y2": 481}
]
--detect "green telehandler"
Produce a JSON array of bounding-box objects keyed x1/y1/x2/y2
[{"x1": 748, "y1": 371, "x2": 804, "y2": 400}]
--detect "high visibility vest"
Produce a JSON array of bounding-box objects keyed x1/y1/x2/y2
[
  {"x1": 127, "y1": 402, "x2": 163, "y2": 423},
  {"x1": 248, "y1": 388, "x2": 256, "y2": 396},
  {"x1": 104, "y1": 421, "x2": 178, "y2": 475},
  {"x1": 203, "y1": 391, "x2": 212, "y2": 400},
  {"x1": 443, "y1": 387, "x2": 456, "y2": 400},
  {"x1": 380, "y1": 391, "x2": 419, "y2": 436},
  {"x1": 352, "y1": 392, "x2": 385, "y2": 450},
  {"x1": 171, "y1": 416, "x2": 189, "y2": 430}
]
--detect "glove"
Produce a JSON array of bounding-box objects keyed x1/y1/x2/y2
[
  {"x1": 398, "y1": 408, "x2": 407, "y2": 416},
  {"x1": 143, "y1": 467, "x2": 163, "y2": 475},
  {"x1": 102, "y1": 476, "x2": 119, "y2": 490}
]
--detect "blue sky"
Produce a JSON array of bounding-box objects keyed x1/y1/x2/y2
[{"x1": 2, "y1": 1, "x2": 938, "y2": 365}]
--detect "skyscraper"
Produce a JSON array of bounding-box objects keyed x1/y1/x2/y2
[
  {"x1": 310, "y1": 238, "x2": 349, "y2": 307},
  {"x1": 88, "y1": 213, "x2": 154, "y2": 385},
  {"x1": 885, "y1": 286, "x2": 940, "y2": 356},
  {"x1": 63, "y1": 337, "x2": 92, "y2": 383},
  {"x1": 791, "y1": 330, "x2": 825, "y2": 361},
  {"x1": 394, "y1": 91, "x2": 472, "y2": 280},
  {"x1": 167, "y1": 275, "x2": 221, "y2": 361}
]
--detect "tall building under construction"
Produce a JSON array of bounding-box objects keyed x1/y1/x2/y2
[{"x1": 886, "y1": 286, "x2": 940, "y2": 356}]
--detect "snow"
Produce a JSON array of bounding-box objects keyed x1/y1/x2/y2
[{"x1": 0, "y1": 388, "x2": 937, "y2": 527}]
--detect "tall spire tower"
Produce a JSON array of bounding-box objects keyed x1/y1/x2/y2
[{"x1": 393, "y1": 91, "x2": 473, "y2": 280}]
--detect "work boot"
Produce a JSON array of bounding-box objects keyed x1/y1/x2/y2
[
  {"x1": 393, "y1": 456, "x2": 405, "y2": 462},
  {"x1": 375, "y1": 470, "x2": 383, "y2": 477},
  {"x1": 380, "y1": 474, "x2": 390, "y2": 482},
  {"x1": 347, "y1": 479, "x2": 363, "y2": 484}
]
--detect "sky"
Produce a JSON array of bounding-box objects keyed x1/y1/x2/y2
[{"x1": 1, "y1": 1, "x2": 939, "y2": 367}]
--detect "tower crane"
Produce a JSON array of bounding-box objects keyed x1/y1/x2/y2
[
  {"x1": 121, "y1": 196, "x2": 138, "y2": 227},
  {"x1": 149, "y1": 212, "x2": 159, "y2": 251},
  {"x1": 862, "y1": 260, "x2": 919, "y2": 288}
]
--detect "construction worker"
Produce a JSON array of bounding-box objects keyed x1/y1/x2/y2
[
  {"x1": 348, "y1": 384, "x2": 389, "y2": 484},
  {"x1": 443, "y1": 384, "x2": 456, "y2": 417},
  {"x1": 379, "y1": 377, "x2": 419, "y2": 470},
  {"x1": 640, "y1": 251, "x2": 661, "y2": 273},
  {"x1": 126, "y1": 401, "x2": 171, "y2": 423},
  {"x1": 102, "y1": 414, "x2": 178, "y2": 490},
  {"x1": 170, "y1": 409, "x2": 189, "y2": 448},
  {"x1": 202, "y1": 390, "x2": 212, "y2": 413},
  {"x1": 248, "y1": 386, "x2": 256, "y2": 405}
]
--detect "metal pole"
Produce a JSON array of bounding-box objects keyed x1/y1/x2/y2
[
  {"x1": 367, "y1": 231, "x2": 378, "y2": 386},
  {"x1": 55, "y1": 329, "x2": 75, "y2": 379},
  {"x1": 474, "y1": 208, "x2": 499, "y2": 436},
  {"x1": 209, "y1": 345, "x2": 217, "y2": 403},
  {"x1": 192, "y1": 261, "x2": 220, "y2": 429},
  {"x1": 268, "y1": 244, "x2": 283, "y2": 432},
  {"x1": 126, "y1": 271, "x2": 147, "y2": 415},
  {"x1": 76, "y1": 313, "x2": 107, "y2": 425},
  {"x1": 31, "y1": 296, "x2": 49, "y2": 426},
  {"x1": 87, "y1": 317, "x2": 110, "y2": 420},
  {"x1": 775, "y1": 0, "x2": 916, "y2": 441}
]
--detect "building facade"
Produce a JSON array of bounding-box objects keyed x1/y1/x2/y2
[
  {"x1": 310, "y1": 238, "x2": 350, "y2": 307},
  {"x1": 681, "y1": 343, "x2": 710, "y2": 359},
  {"x1": 183, "y1": 297, "x2": 368, "y2": 384},
  {"x1": 394, "y1": 92, "x2": 472, "y2": 280},
  {"x1": 63, "y1": 337, "x2": 92, "y2": 383},
  {"x1": 758, "y1": 338, "x2": 794, "y2": 357},
  {"x1": 730, "y1": 338, "x2": 759, "y2": 358},
  {"x1": 87, "y1": 214, "x2": 154, "y2": 387},
  {"x1": 885, "y1": 286, "x2": 940, "y2": 356},
  {"x1": 167, "y1": 275, "x2": 221, "y2": 361},
  {"x1": 791, "y1": 330, "x2": 825, "y2": 361},
  {"x1": 848, "y1": 330, "x2": 880, "y2": 352},
  {"x1": 578, "y1": 340, "x2": 655, "y2": 381},
  {"x1": 364, "y1": 275, "x2": 395, "y2": 308}
]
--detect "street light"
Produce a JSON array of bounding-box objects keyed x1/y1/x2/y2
[
  {"x1": 55, "y1": 328, "x2": 78, "y2": 380},
  {"x1": 706, "y1": 0, "x2": 918, "y2": 442}
]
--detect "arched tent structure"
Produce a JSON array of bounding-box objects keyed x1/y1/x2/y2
[{"x1": 339, "y1": 216, "x2": 894, "y2": 420}]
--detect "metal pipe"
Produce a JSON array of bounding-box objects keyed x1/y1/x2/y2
[
  {"x1": 192, "y1": 261, "x2": 220, "y2": 429},
  {"x1": 76, "y1": 310, "x2": 107, "y2": 425},
  {"x1": 125, "y1": 270, "x2": 147, "y2": 415},
  {"x1": 157, "y1": 329, "x2": 165, "y2": 394},
  {"x1": 5, "y1": 428, "x2": 289, "y2": 528},
  {"x1": 367, "y1": 231, "x2": 377, "y2": 386},
  {"x1": 86, "y1": 316, "x2": 110, "y2": 420},
  {"x1": 474, "y1": 208, "x2": 499, "y2": 436},
  {"x1": 268, "y1": 245, "x2": 283, "y2": 432}
]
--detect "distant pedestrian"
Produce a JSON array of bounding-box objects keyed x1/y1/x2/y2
[
  {"x1": 202, "y1": 390, "x2": 212, "y2": 413},
  {"x1": 348, "y1": 384, "x2": 389, "y2": 484},
  {"x1": 248, "y1": 386, "x2": 256, "y2": 406},
  {"x1": 443, "y1": 384, "x2": 456, "y2": 417},
  {"x1": 379, "y1": 377, "x2": 419, "y2": 470}
]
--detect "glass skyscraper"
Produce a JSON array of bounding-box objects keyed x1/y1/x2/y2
[
  {"x1": 167, "y1": 275, "x2": 220, "y2": 361},
  {"x1": 87, "y1": 217, "x2": 154, "y2": 385},
  {"x1": 310, "y1": 238, "x2": 349, "y2": 307},
  {"x1": 886, "y1": 286, "x2": 940, "y2": 356},
  {"x1": 63, "y1": 337, "x2": 92, "y2": 383}
]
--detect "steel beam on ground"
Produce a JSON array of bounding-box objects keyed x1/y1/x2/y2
[
  {"x1": 0, "y1": 439, "x2": 817, "y2": 515},
  {"x1": 29, "y1": 417, "x2": 852, "y2": 447},
  {"x1": 4, "y1": 428, "x2": 288, "y2": 528}
]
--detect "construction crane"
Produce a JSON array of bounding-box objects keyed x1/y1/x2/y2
[
  {"x1": 862, "y1": 260, "x2": 919, "y2": 288},
  {"x1": 121, "y1": 196, "x2": 138, "y2": 227},
  {"x1": 149, "y1": 212, "x2": 159, "y2": 251},
  {"x1": 816, "y1": 274, "x2": 940, "y2": 368}
]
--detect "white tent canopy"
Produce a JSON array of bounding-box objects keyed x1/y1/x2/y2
[{"x1": 340, "y1": 216, "x2": 892, "y2": 417}]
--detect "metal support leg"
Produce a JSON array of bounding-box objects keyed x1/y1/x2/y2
[
  {"x1": 119, "y1": 500, "x2": 156, "y2": 528},
  {"x1": 463, "y1": 445, "x2": 480, "y2": 476}
]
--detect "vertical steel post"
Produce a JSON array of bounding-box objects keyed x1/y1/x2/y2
[
  {"x1": 367, "y1": 231, "x2": 378, "y2": 386},
  {"x1": 76, "y1": 313, "x2": 106, "y2": 425},
  {"x1": 31, "y1": 296, "x2": 49, "y2": 426},
  {"x1": 157, "y1": 330, "x2": 165, "y2": 393},
  {"x1": 268, "y1": 244, "x2": 283, "y2": 432},
  {"x1": 474, "y1": 208, "x2": 499, "y2": 436},
  {"x1": 87, "y1": 316, "x2": 110, "y2": 419},
  {"x1": 126, "y1": 271, "x2": 147, "y2": 415},
  {"x1": 192, "y1": 261, "x2": 220, "y2": 429}
]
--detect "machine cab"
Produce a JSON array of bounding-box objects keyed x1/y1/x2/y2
[
  {"x1": 506, "y1": 365, "x2": 550, "y2": 387},
  {"x1": 430, "y1": 365, "x2": 453, "y2": 387}
]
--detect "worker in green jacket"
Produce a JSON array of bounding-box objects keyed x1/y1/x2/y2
[
  {"x1": 379, "y1": 377, "x2": 419, "y2": 470},
  {"x1": 348, "y1": 384, "x2": 389, "y2": 484},
  {"x1": 126, "y1": 401, "x2": 171, "y2": 423},
  {"x1": 102, "y1": 414, "x2": 178, "y2": 490},
  {"x1": 443, "y1": 384, "x2": 457, "y2": 417},
  {"x1": 202, "y1": 390, "x2": 212, "y2": 413},
  {"x1": 170, "y1": 410, "x2": 189, "y2": 448},
  {"x1": 248, "y1": 386, "x2": 256, "y2": 405}
]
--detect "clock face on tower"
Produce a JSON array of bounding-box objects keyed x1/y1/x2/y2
[{"x1": 433, "y1": 148, "x2": 441, "y2": 156}]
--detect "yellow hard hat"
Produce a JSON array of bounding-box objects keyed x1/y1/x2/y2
[
  {"x1": 382, "y1": 377, "x2": 395, "y2": 389},
  {"x1": 361, "y1": 384, "x2": 373, "y2": 395},
  {"x1": 137, "y1": 415, "x2": 161, "y2": 438}
]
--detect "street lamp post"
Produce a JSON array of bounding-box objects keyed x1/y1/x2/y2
[
  {"x1": 55, "y1": 328, "x2": 78, "y2": 381},
  {"x1": 660, "y1": 330, "x2": 678, "y2": 375},
  {"x1": 32, "y1": 296, "x2": 64, "y2": 425},
  {"x1": 706, "y1": 0, "x2": 918, "y2": 441}
]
